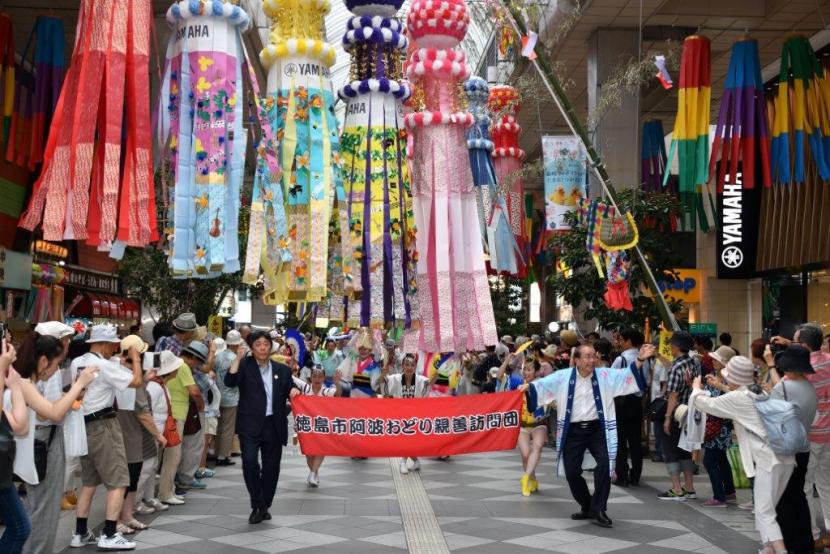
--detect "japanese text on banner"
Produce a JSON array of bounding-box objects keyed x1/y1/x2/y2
[{"x1": 291, "y1": 392, "x2": 523, "y2": 457}]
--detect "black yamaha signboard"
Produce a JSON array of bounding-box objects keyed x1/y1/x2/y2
[{"x1": 716, "y1": 164, "x2": 761, "y2": 279}]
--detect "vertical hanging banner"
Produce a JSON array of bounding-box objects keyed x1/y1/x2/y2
[
  {"x1": 292, "y1": 391, "x2": 522, "y2": 457},
  {"x1": 716, "y1": 162, "x2": 761, "y2": 279},
  {"x1": 542, "y1": 136, "x2": 586, "y2": 231}
]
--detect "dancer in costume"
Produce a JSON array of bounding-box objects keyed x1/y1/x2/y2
[
  {"x1": 463, "y1": 76, "x2": 517, "y2": 274},
  {"x1": 336, "y1": 329, "x2": 382, "y2": 397},
  {"x1": 522, "y1": 343, "x2": 650, "y2": 528},
  {"x1": 19, "y1": 0, "x2": 157, "y2": 251},
  {"x1": 404, "y1": 0, "x2": 498, "y2": 353},
  {"x1": 337, "y1": 0, "x2": 419, "y2": 330},
  {"x1": 251, "y1": 0, "x2": 346, "y2": 306},
  {"x1": 293, "y1": 366, "x2": 341, "y2": 487},
  {"x1": 380, "y1": 353, "x2": 433, "y2": 474},
  {"x1": 489, "y1": 84, "x2": 526, "y2": 277},
  {"x1": 159, "y1": 1, "x2": 252, "y2": 277}
]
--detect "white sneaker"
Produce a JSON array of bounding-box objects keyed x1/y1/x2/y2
[
  {"x1": 97, "y1": 532, "x2": 136, "y2": 551},
  {"x1": 310, "y1": 472, "x2": 319, "y2": 487},
  {"x1": 70, "y1": 531, "x2": 97, "y2": 548},
  {"x1": 161, "y1": 496, "x2": 185, "y2": 505},
  {"x1": 399, "y1": 460, "x2": 409, "y2": 474},
  {"x1": 134, "y1": 501, "x2": 155, "y2": 515},
  {"x1": 147, "y1": 498, "x2": 169, "y2": 511},
  {"x1": 307, "y1": 471, "x2": 319, "y2": 487},
  {"x1": 409, "y1": 458, "x2": 421, "y2": 472}
]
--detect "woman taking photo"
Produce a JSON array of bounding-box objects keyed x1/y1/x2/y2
[
  {"x1": 0, "y1": 341, "x2": 31, "y2": 553},
  {"x1": 14, "y1": 333, "x2": 98, "y2": 554}
]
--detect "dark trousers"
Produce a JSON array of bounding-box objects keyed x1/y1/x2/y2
[
  {"x1": 563, "y1": 420, "x2": 610, "y2": 513},
  {"x1": 703, "y1": 447, "x2": 735, "y2": 502},
  {"x1": 776, "y1": 451, "x2": 812, "y2": 554},
  {"x1": 614, "y1": 395, "x2": 643, "y2": 483},
  {"x1": 0, "y1": 484, "x2": 31, "y2": 554},
  {"x1": 240, "y1": 416, "x2": 282, "y2": 510}
]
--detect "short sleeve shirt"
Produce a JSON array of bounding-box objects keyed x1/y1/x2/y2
[
  {"x1": 166, "y1": 363, "x2": 196, "y2": 420},
  {"x1": 78, "y1": 356, "x2": 134, "y2": 415},
  {"x1": 666, "y1": 354, "x2": 699, "y2": 406}
]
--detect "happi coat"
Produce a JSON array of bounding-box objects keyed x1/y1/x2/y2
[{"x1": 527, "y1": 364, "x2": 646, "y2": 476}]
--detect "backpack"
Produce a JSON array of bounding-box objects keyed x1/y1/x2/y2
[{"x1": 752, "y1": 382, "x2": 810, "y2": 456}]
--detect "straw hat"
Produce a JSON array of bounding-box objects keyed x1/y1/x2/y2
[
  {"x1": 225, "y1": 330, "x2": 243, "y2": 346},
  {"x1": 120, "y1": 334, "x2": 148, "y2": 353},
  {"x1": 172, "y1": 313, "x2": 198, "y2": 332},
  {"x1": 710, "y1": 345, "x2": 737, "y2": 366}
]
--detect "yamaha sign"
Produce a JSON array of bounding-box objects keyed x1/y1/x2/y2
[{"x1": 716, "y1": 166, "x2": 760, "y2": 279}]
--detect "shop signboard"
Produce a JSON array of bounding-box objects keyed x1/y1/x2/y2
[
  {"x1": 689, "y1": 322, "x2": 717, "y2": 337},
  {"x1": 542, "y1": 136, "x2": 587, "y2": 231},
  {"x1": 716, "y1": 165, "x2": 761, "y2": 279},
  {"x1": 657, "y1": 269, "x2": 701, "y2": 304},
  {"x1": 65, "y1": 266, "x2": 120, "y2": 294}
]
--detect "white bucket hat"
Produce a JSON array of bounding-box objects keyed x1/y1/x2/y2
[
  {"x1": 86, "y1": 324, "x2": 121, "y2": 344},
  {"x1": 157, "y1": 350, "x2": 184, "y2": 377},
  {"x1": 34, "y1": 321, "x2": 75, "y2": 340}
]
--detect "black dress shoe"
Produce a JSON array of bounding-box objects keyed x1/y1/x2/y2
[
  {"x1": 262, "y1": 510, "x2": 272, "y2": 521},
  {"x1": 248, "y1": 508, "x2": 264, "y2": 524},
  {"x1": 612, "y1": 478, "x2": 629, "y2": 487},
  {"x1": 216, "y1": 458, "x2": 236, "y2": 466},
  {"x1": 571, "y1": 510, "x2": 594, "y2": 520},
  {"x1": 593, "y1": 511, "x2": 612, "y2": 528},
  {"x1": 629, "y1": 479, "x2": 640, "y2": 487}
]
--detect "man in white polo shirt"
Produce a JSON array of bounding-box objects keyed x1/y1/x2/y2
[{"x1": 69, "y1": 324, "x2": 143, "y2": 551}]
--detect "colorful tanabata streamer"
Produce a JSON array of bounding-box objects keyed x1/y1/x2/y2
[
  {"x1": 641, "y1": 120, "x2": 667, "y2": 192},
  {"x1": 404, "y1": 0, "x2": 498, "y2": 352},
  {"x1": 489, "y1": 84, "x2": 526, "y2": 276},
  {"x1": 250, "y1": 0, "x2": 345, "y2": 306},
  {"x1": 19, "y1": 0, "x2": 157, "y2": 250},
  {"x1": 158, "y1": 1, "x2": 251, "y2": 277},
  {"x1": 664, "y1": 35, "x2": 712, "y2": 231},
  {"x1": 770, "y1": 35, "x2": 830, "y2": 185},
  {"x1": 334, "y1": 0, "x2": 418, "y2": 329},
  {"x1": 6, "y1": 16, "x2": 64, "y2": 171},
  {"x1": 463, "y1": 76, "x2": 517, "y2": 275},
  {"x1": 710, "y1": 39, "x2": 771, "y2": 191}
]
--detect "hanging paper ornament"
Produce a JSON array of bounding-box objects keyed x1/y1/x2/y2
[
  {"x1": 770, "y1": 35, "x2": 830, "y2": 184},
  {"x1": 463, "y1": 76, "x2": 517, "y2": 274},
  {"x1": 158, "y1": 1, "x2": 251, "y2": 277},
  {"x1": 654, "y1": 55, "x2": 673, "y2": 89},
  {"x1": 19, "y1": 0, "x2": 157, "y2": 249},
  {"x1": 489, "y1": 84, "x2": 527, "y2": 277},
  {"x1": 404, "y1": 0, "x2": 497, "y2": 352},
  {"x1": 334, "y1": 0, "x2": 418, "y2": 330},
  {"x1": 6, "y1": 16, "x2": 64, "y2": 170},
  {"x1": 664, "y1": 35, "x2": 712, "y2": 231},
  {"x1": 641, "y1": 120, "x2": 667, "y2": 192},
  {"x1": 603, "y1": 251, "x2": 633, "y2": 312},
  {"x1": 250, "y1": 0, "x2": 344, "y2": 306},
  {"x1": 710, "y1": 39, "x2": 771, "y2": 191}
]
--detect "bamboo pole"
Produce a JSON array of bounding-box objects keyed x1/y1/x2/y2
[{"x1": 502, "y1": 3, "x2": 679, "y2": 330}]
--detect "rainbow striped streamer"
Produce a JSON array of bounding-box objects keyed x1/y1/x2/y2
[
  {"x1": 770, "y1": 36, "x2": 830, "y2": 184},
  {"x1": 710, "y1": 39, "x2": 771, "y2": 191},
  {"x1": 665, "y1": 35, "x2": 712, "y2": 230}
]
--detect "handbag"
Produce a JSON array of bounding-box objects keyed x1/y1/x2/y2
[
  {"x1": 703, "y1": 415, "x2": 724, "y2": 442},
  {"x1": 183, "y1": 398, "x2": 201, "y2": 436},
  {"x1": 151, "y1": 379, "x2": 181, "y2": 447},
  {"x1": 32, "y1": 426, "x2": 56, "y2": 481},
  {"x1": 646, "y1": 396, "x2": 668, "y2": 421}
]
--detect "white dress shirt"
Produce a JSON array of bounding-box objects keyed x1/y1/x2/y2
[
  {"x1": 259, "y1": 361, "x2": 273, "y2": 416},
  {"x1": 571, "y1": 372, "x2": 599, "y2": 422}
]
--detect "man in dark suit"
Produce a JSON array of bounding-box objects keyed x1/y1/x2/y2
[{"x1": 224, "y1": 330, "x2": 300, "y2": 523}]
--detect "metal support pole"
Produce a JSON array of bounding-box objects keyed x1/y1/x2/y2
[{"x1": 503, "y1": 4, "x2": 679, "y2": 331}]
